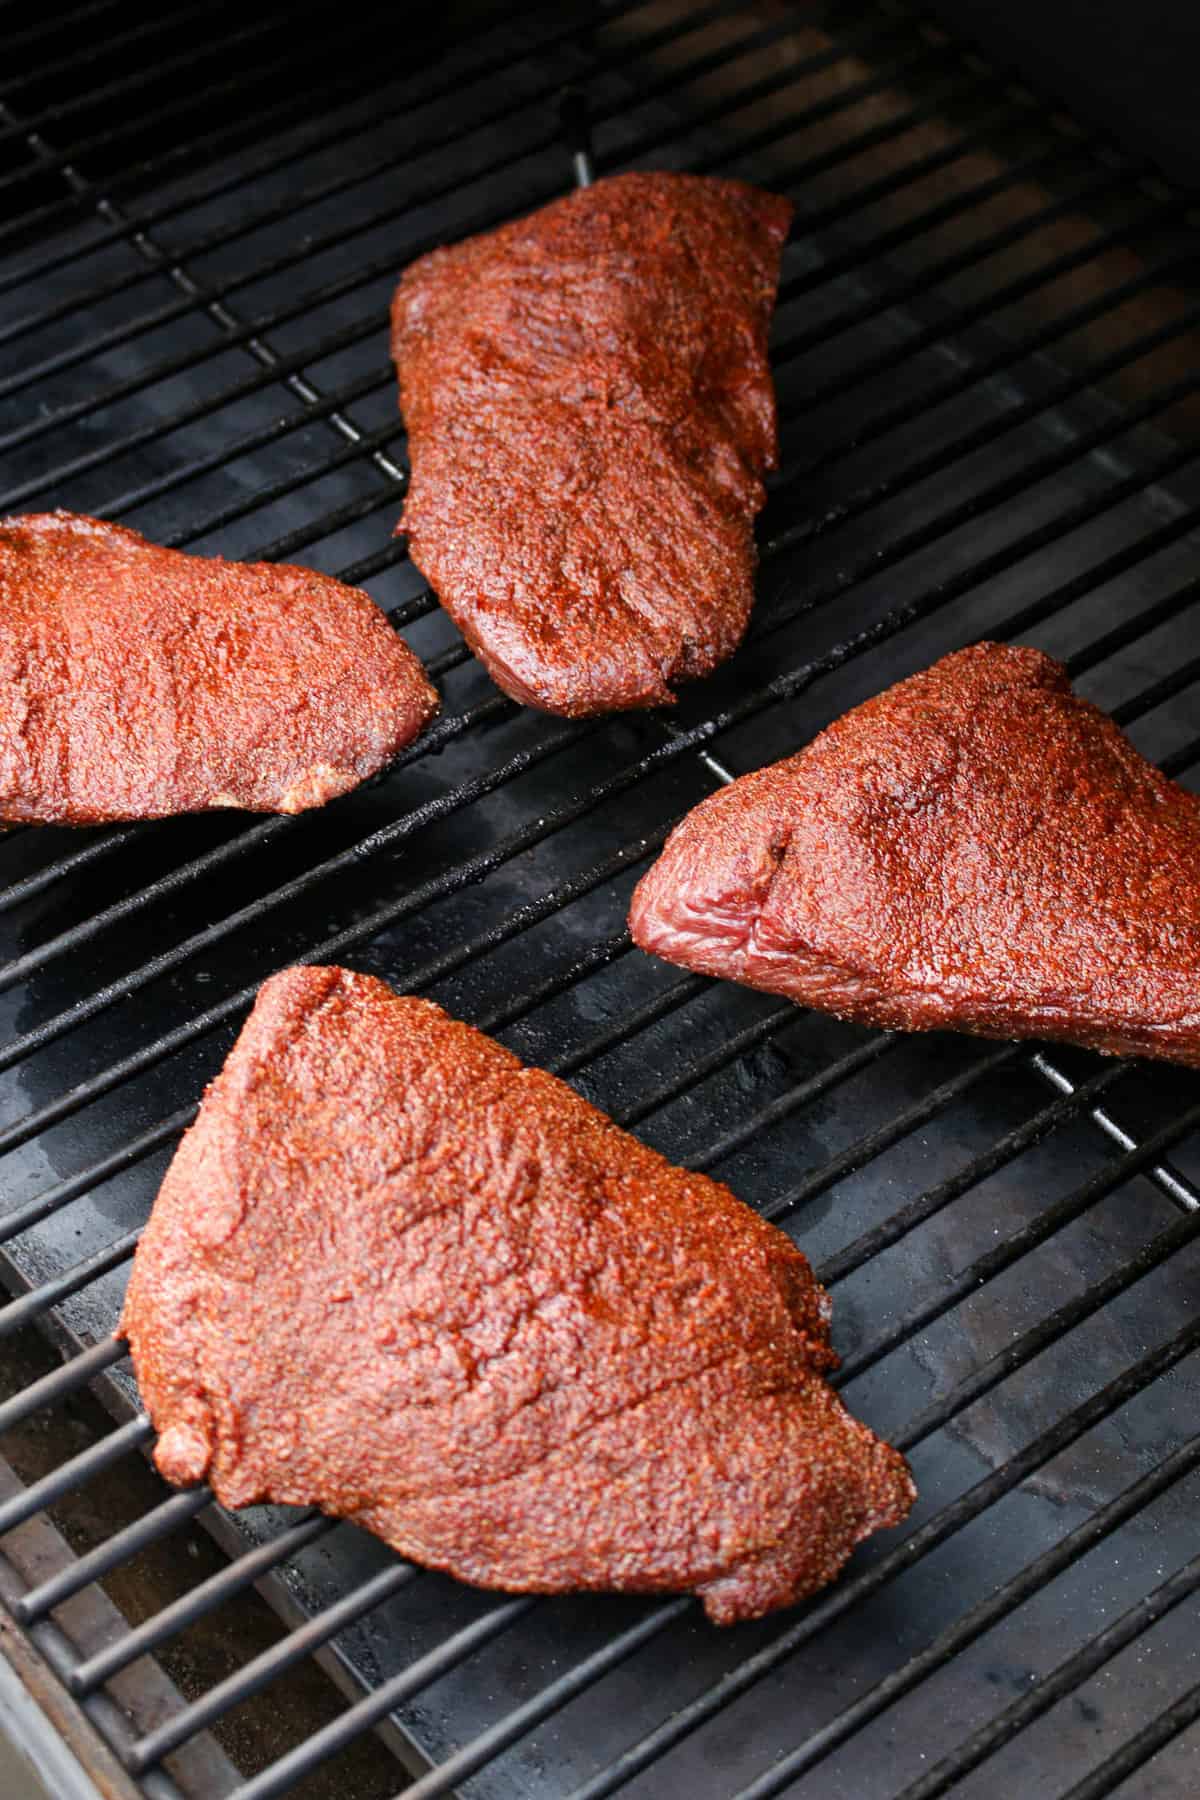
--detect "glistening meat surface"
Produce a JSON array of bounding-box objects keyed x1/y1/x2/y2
[
  {"x1": 631, "y1": 641, "x2": 1200, "y2": 1065},
  {"x1": 391, "y1": 171, "x2": 792, "y2": 716},
  {"x1": 0, "y1": 512, "x2": 438, "y2": 823},
  {"x1": 121, "y1": 965, "x2": 913, "y2": 1626}
]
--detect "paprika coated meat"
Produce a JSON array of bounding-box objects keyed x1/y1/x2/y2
[
  {"x1": 0, "y1": 512, "x2": 438, "y2": 823},
  {"x1": 121, "y1": 965, "x2": 914, "y2": 1626},
  {"x1": 631, "y1": 642, "x2": 1200, "y2": 1066},
  {"x1": 391, "y1": 171, "x2": 793, "y2": 716}
]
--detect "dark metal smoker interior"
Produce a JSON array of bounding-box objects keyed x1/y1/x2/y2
[{"x1": 0, "y1": 1, "x2": 1199, "y2": 1795}]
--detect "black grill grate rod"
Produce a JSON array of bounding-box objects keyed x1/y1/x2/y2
[
  {"x1": 0, "y1": 18, "x2": 933, "y2": 478},
  {"x1": 28, "y1": 78, "x2": 1028, "y2": 530},
  {"x1": 1030, "y1": 1050, "x2": 1200, "y2": 1213},
  {"x1": 1, "y1": 0, "x2": 130, "y2": 64},
  {"x1": 67, "y1": 1512, "x2": 335, "y2": 1696},
  {"x1": 5, "y1": 409, "x2": 1199, "y2": 1171},
  {"x1": 0, "y1": 0, "x2": 636, "y2": 296},
  {"x1": 124, "y1": 1563, "x2": 427, "y2": 1776},
  {"x1": 1055, "y1": 1682, "x2": 1200, "y2": 1800},
  {"x1": 133, "y1": 1592, "x2": 534, "y2": 1786},
  {"x1": 0, "y1": 7, "x2": 293, "y2": 161},
  {"x1": 11, "y1": 1489, "x2": 212, "y2": 1627},
  {"x1": 0, "y1": 0, "x2": 237, "y2": 104},
  {"x1": 0, "y1": 9, "x2": 338, "y2": 215},
  {"x1": 559, "y1": 1311, "x2": 1200, "y2": 1800},
  {"x1": 0, "y1": 0, "x2": 772, "y2": 406},
  {"x1": 0, "y1": 1417, "x2": 153, "y2": 1539},
  {"x1": 736, "y1": 1459, "x2": 1200, "y2": 1800},
  {"x1": 836, "y1": 1097, "x2": 1200, "y2": 1389},
  {"x1": 891, "y1": 1549, "x2": 1200, "y2": 1800},
  {"x1": 0, "y1": 0, "x2": 673, "y2": 358}
]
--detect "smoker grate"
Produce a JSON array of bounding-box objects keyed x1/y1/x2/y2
[{"x1": 0, "y1": 0, "x2": 1199, "y2": 1795}]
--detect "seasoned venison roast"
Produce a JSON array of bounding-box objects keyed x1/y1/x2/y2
[
  {"x1": 631, "y1": 642, "x2": 1200, "y2": 1066},
  {"x1": 122, "y1": 965, "x2": 914, "y2": 1626},
  {"x1": 391, "y1": 171, "x2": 792, "y2": 716},
  {"x1": 0, "y1": 512, "x2": 438, "y2": 823}
]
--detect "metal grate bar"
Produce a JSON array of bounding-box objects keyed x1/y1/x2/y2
[
  {"x1": 0, "y1": 826, "x2": 143, "y2": 917},
  {"x1": 774, "y1": 290, "x2": 1200, "y2": 554},
  {"x1": 0, "y1": 0, "x2": 234, "y2": 105},
  {"x1": 0, "y1": 9, "x2": 292, "y2": 161},
  {"x1": 835, "y1": 1098, "x2": 1200, "y2": 1386},
  {"x1": 892, "y1": 1553, "x2": 1200, "y2": 1800},
  {"x1": 125, "y1": 1561, "x2": 424, "y2": 1774},
  {"x1": 0, "y1": 1108, "x2": 194, "y2": 1245},
  {"x1": 400, "y1": 1603, "x2": 693, "y2": 1800},
  {"x1": 561, "y1": 1312, "x2": 1200, "y2": 1800},
  {"x1": 820, "y1": 1059, "x2": 1133, "y2": 1286},
  {"x1": 67, "y1": 1513, "x2": 336, "y2": 1696},
  {"x1": 1030, "y1": 1051, "x2": 1200, "y2": 1213},
  {"x1": 689, "y1": 1033, "x2": 901, "y2": 1170},
  {"x1": 0, "y1": 1228, "x2": 143, "y2": 1338},
  {"x1": 1055, "y1": 1685, "x2": 1200, "y2": 1800},
  {"x1": 0, "y1": 0, "x2": 670, "y2": 357},
  {"x1": 0, "y1": 0, "x2": 763, "y2": 403},
  {"x1": 0, "y1": 20, "x2": 932, "y2": 483},
  {"x1": 0, "y1": 72, "x2": 913, "y2": 529},
  {"x1": 0, "y1": 1418, "x2": 153, "y2": 1540},
  {"x1": 13, "y1": 1489, "x2": 212, "y2": 1627},
  {"x1": 0, "y1": 0, "x2": 622, "y2": 295},
  {"x1": 897, "y1": 1199, "x2": 1200, "y2": 1452},
  {"x1": 0, "y1": 12, "x2": 331, "y2": 215},
  {"x1": 0, "y1": 1339, "x2": 127, "y2": 1437},
  {"x1": 776, "y1": 224, "x2": 1195, "y2": 494},
  {"x1": 735, "y1": 1464, "x2": 1200, "y2": 1799},
  {"x1": 134, "y1": 1593, "x2": 534, "y2": 1785},
  {"x1": 1, "y1": 0, "x2": 131, "y2": 65}
]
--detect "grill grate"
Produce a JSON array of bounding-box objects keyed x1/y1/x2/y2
[{"x1": 1, "y1": 1, "x2": 1200, "y2": 1795}]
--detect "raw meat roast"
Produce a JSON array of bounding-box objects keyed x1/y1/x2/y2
[
  {"x1": 0, "y1": 512, "x2": 437, "y2": 823},
  {"x1": 122, "y1": 965, "x2": 913, "y2": 1625},
  {"x1": 631, "y1": 642, "x2": 1200, "y2": 1065},
  {"x1": 391, "y1": 171, "x2": 792, "y2": 716}
]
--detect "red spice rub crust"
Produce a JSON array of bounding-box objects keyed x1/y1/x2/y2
[
  {"x1": 121, "y1": 965, "x2": 913, "y2": 1626},
  {"x1": 631, "y1": 642, "x2": 1200, "y2": 1065},
  {"x1": 0, "y1": 512, "x2": 438, "y2": 823},
  {"x1": 391, "y1": 171, "x2": 793, "y2": 717}
]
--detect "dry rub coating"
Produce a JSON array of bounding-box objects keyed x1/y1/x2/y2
[
  {"x1": 122, "y1": 965, "x2": 913, "y2": 1625},
  {"x1": 632, "y1": 642, "x2": 1200, "y2": 1066},
  {"x1": 0, "y1": 512, "x2": 438, "y2": 823},
  {"x1": 391, "y1": 171, "x2": 792, "y2": 716}
]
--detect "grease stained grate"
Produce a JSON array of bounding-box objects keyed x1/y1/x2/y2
[{"x1": 0, "y1": 2, "x2": 1199, "y2": 1797}]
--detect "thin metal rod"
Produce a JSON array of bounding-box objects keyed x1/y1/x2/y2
[
  {"x1": 0, "y1": 0, "x2": 664, "y2": 357},
  {"x1": 0, "y1": 1418, "x2": 151, "y2": 1539},
  {"x1": 133, "y1": 1586, "x2": 529, "y2": 1781},
  {"x1": 14, "y1": 1488, "x2": 211, "y2": 1625},
  {"x1": 0, "y1": 1228, "x2": 142, "y2": 1338},
  {"x1": 68, "y1": 1513, "x2": 335, "y2": 1695},
  {"x1": 835, "y1": 1098, "x2": 1200, "y2": 1387},
  {"x1": 0, "y1": 1339, "x2": 126, "y2": 1436},
  {"x1": 1054, "y1": 1683, "x2": 1200, "y2": 1800},
  {"x1": 562, "y1": 1313, "x2": 1200, "y2": 1800},
  {"x1": 1030, "y1": 1049, "x2": 1200, "y2": 1212},
  {"x1": 0, "y1": 0, "x2": 619, "y2": 294},
  {"x1": 892, "y1": 1554, "x2": 1200, "y2": 1800},
  {"x1": 0, "y1": 0, "x2": 757, "y2": 405},
  {"x1": 736, "y1": 1470, "x2": 1200, "y2": 1800},
  {"x1": 0, "y1": 18, "x2": 920, "y2": 480}
]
